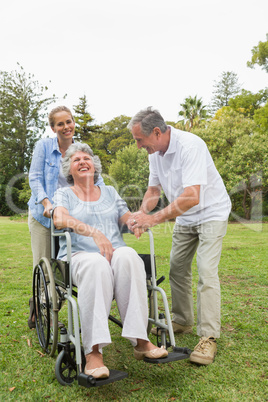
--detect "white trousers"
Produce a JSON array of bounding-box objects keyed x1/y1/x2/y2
[
  {"x1": 170, "y1": 220, "x2": 228, "y2": 338},
  {"x1": 70, "y1": 247, "x2": 149, "y2": 355}
]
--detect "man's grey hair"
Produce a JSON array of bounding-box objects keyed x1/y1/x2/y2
[
  {"x1": 62, "y1": 143, "x2": 102, "y2": 185},
  {"x1": 127, "y1": 106, "x2": 168, "y2": 136}
]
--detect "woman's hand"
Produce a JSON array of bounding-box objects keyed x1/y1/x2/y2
[
  {"x1": 132, "y1": 227, "x2": 145, "y2": 239},
  {"x1": 92, "y1": 231, "x2": 114, "y2": 263},
  {"x1": 54, "y1": 206, "x2": 114, "y2": 262},
  {"x1": 128, "y1": 211, "x2": 155, "y2": 230},
  {"x1": 42, "y1": 198, "x2": 53, "y2": 218}
]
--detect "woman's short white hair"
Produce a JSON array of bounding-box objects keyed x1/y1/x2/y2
[{"x1": 62, "y1": 143, "x2": 102, "y2": 184}]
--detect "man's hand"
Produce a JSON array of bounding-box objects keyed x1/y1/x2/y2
[{"x1": 127, "y1": 211, "x2": 155, "y2": 231}]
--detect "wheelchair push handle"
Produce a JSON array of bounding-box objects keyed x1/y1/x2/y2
[{"x1": 50, "y1": 209, "x2": 73, "y2": 233}]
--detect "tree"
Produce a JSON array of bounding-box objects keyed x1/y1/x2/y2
[
  {"x1": 229, "y1": 88, "x2": 268, "y2": 118},
  {"x1": 0, "y1": 64, "x2": 56, "y2": 215},
  {"x1": 73, "y1": 95, "x2": 110, "y2": 173},
  {"x1": 227, "y1": 132, "x2": 267, "y2": 220},
  {"x1": 108, "y1": 143, "x2": 149, "y2": 211},
  {"x1": 178, "y1": 95, "x2": 208, "y2": 131},
  {"x1": 194, "y1": 108, "x2": 268, "y2": 220},
  {"x1": 96, "y1": 115, "x2": 133, "y2": 157},
  {"x1": 247, "y1": 33, "x2": 268, "y2": 73},
  {"x1": 210, "y1": 71, "x2": 241, "y2": 114},
  {"x1": 73, "y1": 95, "x2": 102, "y2": 145},
  {"x1": 253, "y1": 101, "x2": 268, "y2": 132}
]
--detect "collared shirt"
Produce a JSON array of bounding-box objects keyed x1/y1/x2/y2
[
  {"x1": 28, "y1": 137, "x2": 104, "y2": 228},
  {"x1": 148, "y1": 126, "x2": 231, "y2": 225}
]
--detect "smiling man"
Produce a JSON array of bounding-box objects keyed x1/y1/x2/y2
[{"x1": 127, "y1": 107, "x2": 231, "y2": 365}]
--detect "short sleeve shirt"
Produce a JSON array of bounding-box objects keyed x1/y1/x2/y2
[
  {"x1": 53, "y1": 185, "x2": 129, "y2": 259},
  {"x1": 148, "y1": 127, "x2": 231, "y2": 225}
]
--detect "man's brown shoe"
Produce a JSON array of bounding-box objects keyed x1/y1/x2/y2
[
  {"x1": 151, "y1": 321, "x2": 193, "y2": 335},
  {"x1": 189, "y1": 336, "x2": 217, "y2": 365}
]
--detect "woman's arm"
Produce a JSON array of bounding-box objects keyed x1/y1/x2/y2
[
  {"x1": 29, "y1": 140, "x2": 49, "y2": 205},
  {"x1": 53, "y1": 206, "x2": 114, "y2": 262}
]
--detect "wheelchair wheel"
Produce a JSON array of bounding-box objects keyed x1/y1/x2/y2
[
  {"x1": 55, "y1": 345, "x2": 86, "y2": 386},
  {"x1": 33, "y1": 258, "x2": 58, "y2": 357}
]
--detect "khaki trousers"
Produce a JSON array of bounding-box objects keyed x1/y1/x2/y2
[
  {"x1": 28, "y1": 210, "x2": 51, "y2": 269},
  {"x1": 170, "y1": 220, "x2": 228, "y2": 338}
]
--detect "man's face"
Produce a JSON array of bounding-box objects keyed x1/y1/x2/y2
[{"x1": 131, "y1": 123, "x2": 159, "y2": 154}]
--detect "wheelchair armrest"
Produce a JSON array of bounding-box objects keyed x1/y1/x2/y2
[
  {"x1": 54, "y1": 227, "x2": 73, "y2": 234},
  {"x1": 62, "y1": 228, "x2": 73, "y2": 233}
]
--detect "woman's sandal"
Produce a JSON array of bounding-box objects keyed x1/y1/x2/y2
[
  {"x1": 84, "y1": 366, "x2": 110, "y2": 379},
  {"x1": 28, "y1": 297, "x2": 36, "y2": 329},
  {"x1": 134, "y1": 345, "x2": 168, "y2": 360}
]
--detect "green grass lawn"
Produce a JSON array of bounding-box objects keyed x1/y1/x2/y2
[{"x1": 0, "y1": 218, "x2": 267, "y2": 401}]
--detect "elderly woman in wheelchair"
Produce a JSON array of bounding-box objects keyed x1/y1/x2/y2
[{"x1": 52, "y1": 142, "x2": 168, "y2": 379}]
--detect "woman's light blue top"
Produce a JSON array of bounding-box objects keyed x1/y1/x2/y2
[{"x1": 53, "y1": 185, "x2": 129, "y2": 259}]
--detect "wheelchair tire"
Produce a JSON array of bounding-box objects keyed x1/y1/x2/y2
[
  {"x1": 55, "y1": 345, "x2": 86, "y2": 386},
  {"x1": 33, "y1": 258, "x2": 58, "y2": 357}
]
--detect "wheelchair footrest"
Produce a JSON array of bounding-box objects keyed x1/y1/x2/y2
[
  {"x1": 77, "y1": 370, "x2": 128, "y2": 387},
  {"x1": 144, "y1": 347, "x2": 191, "y2": 364}
]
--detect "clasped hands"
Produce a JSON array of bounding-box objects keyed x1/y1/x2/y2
[
  {"x1": 126, "y1": 211, "x2": 154, "y2": 238},
  {"x1": 93, "y1": 213, "x2": 152, "y2": 263}
]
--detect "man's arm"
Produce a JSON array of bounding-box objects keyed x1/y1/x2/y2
[
  {"x1": 131, "y1": 185, "x2": 200, "y2": 229},
  {"x1": 125, "y1": 185, "x2": 160, "y2": 232},
  {"x1": 140, "y1": 185, "x2": 162, "y2": 213}
]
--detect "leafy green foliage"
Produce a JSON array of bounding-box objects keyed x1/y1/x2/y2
[
  {"x1": 18, "y1": 178, "x2": 31, "y2": 204},
  {"x1": 73, "y1": 95, "x2": 102, "y2": 145},
  {"x1": 254, "y1": 101, "x2": 268, "y2": 131},
  {"x1": 210, "y1": 71, "x2": 241, "y2": 114},
  {"x1": 229, "y1": 88, "x2": 268, "y2": 118},
  {"x1": 73, "y1": 95, "x2": 110, "y2": 173},
  {"x1": 194, "y1": 108, "x2": 268, "y2": 219},
  {"x1": 96, "y1": 115, "x2": 133, "y2": 157},
  {"x1": 0, "y1": 64, "x2": 56, "y2": 215},
  {"x1": 178, "y1": 95, "x2": 209, "y2": 131},
  {"x1": 108, "y1": 143, "x2": 149, "y2": 210},
  {"x1": 247, "y1": 33, "x2": 268, "y2": 73}
]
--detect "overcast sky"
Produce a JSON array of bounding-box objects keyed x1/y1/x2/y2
[{"x1": 1, "y1": 0, "x2": 267, "y2": 127}]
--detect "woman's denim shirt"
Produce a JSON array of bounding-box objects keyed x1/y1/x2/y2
[{"x1": 28, "y1": 137, "x2": 104, "y2": 228}]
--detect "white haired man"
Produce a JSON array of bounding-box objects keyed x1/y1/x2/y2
[{"x1": 127, "y1": 107, "x2": 231, "y2": 365}]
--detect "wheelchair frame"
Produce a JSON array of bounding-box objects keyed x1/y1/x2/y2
[{"x1": 32, "y1": 217, "x2": 191, "y2": 388}]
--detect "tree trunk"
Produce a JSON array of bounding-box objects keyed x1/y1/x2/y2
[{"x1": 242, "y1": 187, "x2": 252, "y2": 220}]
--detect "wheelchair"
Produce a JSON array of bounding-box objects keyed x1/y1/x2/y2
[{"x1": 32, "y1": 216, "x2": 191, "y2": 388}]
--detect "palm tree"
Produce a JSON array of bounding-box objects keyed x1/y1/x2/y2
[{"x1": 178, "y1": 95, "x2": 208, "y2": 131}]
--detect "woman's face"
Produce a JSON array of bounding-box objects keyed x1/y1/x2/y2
[
  {"x1": 70, "y1": 151, "x2": 95, "y2": 183},
  {"x1": 51, "y1": 111, "x2": 75, "y2": 141}
]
